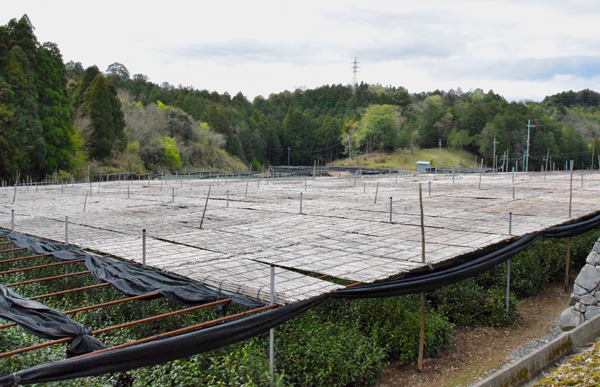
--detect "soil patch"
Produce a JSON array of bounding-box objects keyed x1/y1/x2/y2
[{"x1": 379, "y1": 283, "x2": 570, "y2": 387}]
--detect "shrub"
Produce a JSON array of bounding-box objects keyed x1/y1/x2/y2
[
  {"x1": 434, "y1": 279, "x2": 518, "y2": 327},
  {"x1": 276, "y1": 309, "x2": 387, "y2": 387},
  {"x1": 349, "y1": 296, "x2": 454, "y2": 362}
]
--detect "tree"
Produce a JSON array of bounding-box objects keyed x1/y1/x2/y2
[
  {"x1": 354, "y1": 105, "x2": 401, "y2": 152},
  {"x1": 105, "y1": 62, "x2": 130, "y2": 81},
  {"x1": 392, "y1": 88, "x2": 411, "y2": 107},
  {"x1": 80, "y1": 71, "x2": 126, "y2": 159},
  {"x1": 0, "y1": 15, "x2": 74, "y2": 180},
  {"x1": 448, "y1": 129, "x2": 471, "y2": 165},
  {"x1": 65, "y1": 60, "x2": 84, "y2": 80}
]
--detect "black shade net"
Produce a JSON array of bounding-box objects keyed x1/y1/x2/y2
[
  {"x1": 0, "y1": 229, "x2": 264, "y2": 360},
  {"x1": 0, "y1": 285, "x2": 105, "y2": 358},
  {"x1": 0, "y1": 210, "x2": 599, "y2": 385}
]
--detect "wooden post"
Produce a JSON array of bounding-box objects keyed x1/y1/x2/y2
[
  {"x1": 565, "y1": 160, "x2": 574, "y2": 293},
  {"x1": 565, "y1": 240, "x2": 571, "y2": 293},
  {"x1": 478, "y1": 159, "x2": 484, "y2": 189},
  {"x1": 199, "y1": 186, "x2": 211, "y2": 229},
  {"x1": 418, "y1": 183, "x2": 426, "y2": 372}
]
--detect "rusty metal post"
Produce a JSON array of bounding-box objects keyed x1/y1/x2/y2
[
  {"x1": 269, "y1": 264, "x2": 275, "y2": 386},
  {"x1": 418, "y1": 183, "x2": 426, "y2": 372}
]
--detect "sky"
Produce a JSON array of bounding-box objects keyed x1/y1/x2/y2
[{"x1": 4, "y1": 0, "x2": 600, "y2": 102}]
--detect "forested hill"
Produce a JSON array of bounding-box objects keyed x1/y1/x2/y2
[{"x1": 2, "y1": 15, "x2": 600, "y2": 182}]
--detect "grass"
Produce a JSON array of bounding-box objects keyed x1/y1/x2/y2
[{"x1": 331, "y1": 148, "x2": 478, "y2": 169}]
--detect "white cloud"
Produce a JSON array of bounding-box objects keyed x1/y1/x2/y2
[{"x1": 3, "y1": 0, "x2": 600, "y2": 100}]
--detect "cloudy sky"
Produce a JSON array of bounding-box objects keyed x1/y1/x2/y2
[{"x1": 4, "y1": 0, "x2": 600, "y2": 101}]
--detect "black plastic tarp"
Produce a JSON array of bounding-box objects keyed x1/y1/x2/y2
[{"x1": 0, "y1": 285, "x2": 104, "y2": 358}]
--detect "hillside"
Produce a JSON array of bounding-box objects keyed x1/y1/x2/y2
[
  {"x1": 332, "y1": 148, "x2": 478, "y2": 169},
  {"x1": 2, "y1": 14, "x2": 600, "y2": 183}
]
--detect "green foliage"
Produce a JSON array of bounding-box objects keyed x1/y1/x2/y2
[
  {"x1": 77, "y1": 69, "x2": 126, "y2": 160},
  {"x1": 250, "y1": 157, "x2": 261, "y2": 171},
  {"x1": 163, "y1": 136, "x2": 181, "y2": 169},
  {"x1": 354, "y1": 104, "x2": 401, "y2": 152},
  {"x1": 3, "y1": 15, "x2": 600, "y2": 178},
  {"x1": 434, "y1": 279, "x2": 518, "y2": 327},
  {"x1": 277, "y1": 309, "x2": 387, "y2": 387},
  {"x1": 0, "y1": 15, "x2": 75, "y2": 181}
]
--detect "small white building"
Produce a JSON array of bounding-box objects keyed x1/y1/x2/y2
[{"x1": 416, "y1": 161, "x2": 431, "y2": 172}]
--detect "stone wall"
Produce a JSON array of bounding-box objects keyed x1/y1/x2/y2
[{"x1": 559, "y1": 238, "x2": 600, "y2": 330}]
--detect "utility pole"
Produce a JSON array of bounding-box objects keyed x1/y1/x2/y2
[
  {"x1": 287, "y1": 146, "x2": 291, "y2": 166},
  {"x1": 525, "y1": 119, "x2": 534, "y2": 172},
  {"x1": 492, "y1": 138, "x2": 499, "y2": 172},
  {"x1": 348, "y1": 136, "x2": 351, "y2": 162}
]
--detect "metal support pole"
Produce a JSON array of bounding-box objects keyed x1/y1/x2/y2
[
  {"x1": 65, "y1": 216, "x2": 69, "y2": 246},
  {"x1": 428, "y1": 181, "x2": 431, "y2": 196},
  {"x1": 544, "y1": 149, "x2": 549, "y2": 181},
  {"x1": 513, "y1": 186, "x2": 515, "y2": 199},
  {"x1": 300, "y1": 193, "x2": 303, "y2": 215},
  {"x1": 269, "y1": 264, "x2": 275, "y2": 387},
  {"x1": 142, "y1": 229, "x2": 146, "y2": 268},
  {"x1": 418, "y1": 183, "x2": 426, "y2": 372},
  {"x1": 11, "y1": 210, "x2": 14, "y2": 232},
  {"x1": 374, "y1": 182, "x2": 379, "y2": 204},
  {"x1": 507, "y1": 212, "x2": 512, "y2": 312},
  {"x1": 568, "y1": 160, "x2": 574, "y2": 218},
  {"x1": 245, "y1": 165, "x2": 252, "y2": 197},
  {"x1": 389, "y1": 197, "x2": 393, "y2": 224},
  {"x1": 452, "y1": 166, "x2": 455, "y2": 183},
  {"x1": 363, "y1": 183, "x2": 366, "y2": 193}
]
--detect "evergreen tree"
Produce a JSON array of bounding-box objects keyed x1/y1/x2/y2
[
  {"x1": 0, "y1": 15, "x2": 74, "y2": 180},
  {"x1": 79, "y1": 71, "x2": 126, "y2": 160}
]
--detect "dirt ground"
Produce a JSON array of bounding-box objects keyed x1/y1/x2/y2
[{"x1": 379, "y1": 283, "x2": 570, "y2": 387}]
